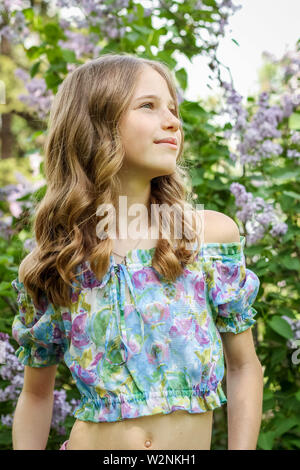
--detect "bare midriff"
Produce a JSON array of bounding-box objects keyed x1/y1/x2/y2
[{"x1": 66, "y1": 409, "x2": 213, "y2": 450}]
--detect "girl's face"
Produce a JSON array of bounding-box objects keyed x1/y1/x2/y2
[{"x1": 119, "y1": 65, "x2": 182, "y2": 179}]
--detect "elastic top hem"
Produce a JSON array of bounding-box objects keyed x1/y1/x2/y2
[{"x1": 72, "y1": 385, "x2": 227, "y2": 423}]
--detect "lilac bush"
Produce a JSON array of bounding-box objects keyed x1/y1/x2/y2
[
  {"x1": 1, "y1": 0, "x2": 241, "y2": 119},
  {"x1": 220, "y1": 46, "x2": 299, "y2": 246},
  {"x1": 217, "y1": 44, "x2": 300, "y2": 449}
]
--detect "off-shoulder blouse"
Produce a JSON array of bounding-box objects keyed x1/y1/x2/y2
[{"x1": 11, "y1": 235, "x2": 260, "y2": 422}]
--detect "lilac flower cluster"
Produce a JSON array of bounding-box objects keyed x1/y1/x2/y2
[
  {"x1": 0, "y1": 332, "x2": 26, "y2": 428},
  {"x1": 0, "y1": 2, "x2": 30, "y2": 45},
  {"x1": 51, "y1": 390, "x2": 80, "y2": 435},
  {"x1": 222, "y1": 83, "x2": 300, "y2": 166},
  {"x1": 55, "y1": 0, "x2": 130, "y2": 15},
  {"x1": 0, "y1": 165, "x2": 45, "y2": 240},
  {"x1": 194, "y1": 0, "x2": 242, "y2": 39},
  {"x1": 58, "y1": 31, "x2": 100, "y2": 60},
  {"x1": 263, "y1": 49, "x2": 300, "y2": 93},
  {"x1": 230, "y1": 182, "x2": 288, "y2": 245},
  {"x1": 56, "y1": 0, "x2": 132, "y2": 39},
  {"x1": 0, "y1": 333, "x2": 80, "y2": 435},
  {"x1": 2, "y1": 0, "x2": 25, "y2": 11},
  {"x1": 221, "y1": 46, "x2": 300, "y2": 167},
  {"x1": 14, "y1": 68, "x2": 53, "y2": 120}
]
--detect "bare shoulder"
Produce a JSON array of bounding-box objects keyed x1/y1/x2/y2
[{"x1": 196, "y1": 209, "x2": 240, "y2": 244}]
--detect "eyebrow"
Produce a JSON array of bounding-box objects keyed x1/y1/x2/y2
[{"x1": 134, "y1": 94, "x2": 176, "y2": 106}]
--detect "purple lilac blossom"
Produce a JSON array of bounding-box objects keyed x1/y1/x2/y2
[
  {"x1": 221, "y1": 76, "x2": 299, "y2": 167},
  {"x1": 230, "y1": 183, "x2": 288, "y2": 244}
]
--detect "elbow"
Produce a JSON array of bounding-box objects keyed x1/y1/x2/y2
[{"x1": 227, "y1": 358, "x2": 264, "y2": 374}]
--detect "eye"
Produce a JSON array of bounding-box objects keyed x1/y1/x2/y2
[
  {"x1": 141, "y1": 102, "x2": 154, "y2": 110},
  {"x1": 141, "y1": 102, "x2": 178, "y2": 116}
]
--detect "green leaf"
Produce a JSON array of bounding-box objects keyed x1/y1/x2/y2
[
  {"x1": 203, "y1": 0, "x2": 217, "y2": 8},
  {"x1": 273, "y1": 416, "x2": 299, "y2": 438},
  {"x1": 0, "y1": 281, "x2": 14, "y2": 295},
  {"x1": 30, "y1": 61, "x2": 41, "y2": 78},
  {"x1": 282, "y1": 190, "x2": 300, "y2": 201},
  {"x1": 22, "y1": 7, "x2": 34, "y2": 22},
  {"x1": 131, "y1": 24, "x2": 153, "y2": 36},
  {"x1": 268, "y1": 316, "x2": 294, "y2": 340},
  {"x1": 271, "y1": 347, "x2": 286, "y2": 364},
  {"x1": 281, "y1": 256, "x2": 300, "y2": 271},
  {"x1": 135, "y1": 2, "x2": 146, "y2": 20},
  {"x1": 0, "y1": 256, "x2": 14, "y2": 265},
  {"x1": 44, "y1": 71, "x2": 61, "y2": 90},
  {"x1": 156, "y1": 51, "x2": 177, "y2": 69},
  {"x1": 61, "y1": 49, "x2": 77, "y2": 63},
  {"x1": 231, "y1": 38, "x2": 240, "y2": 46},
  {"x1": 26, "y1": 45, "x2": 43, "y2": 60},
  {"x1": 28, "y1": 130, "x2": 44, "y2": 142},
  {"x1": 288, "y1": 439, "x2": 300, "y2": 449},
  {"x1": 44, "y1": 23, "x2": 63, "y2": 44},
  {"x1": 263, "y1": 389, "x2": 274, "y2": 401},
  {"x1": 33, "y1": 185, "x2": 47, "y2": 202},
  {"x1": 175, "y1": 68, "x2": 188, "y2": 91},
  {"x1": 150, "y1": 28, "x2": 164, "y2": 47},
  {"x1": 288, "y1": 112, "x2": 300, "y2": 130},
  {"x1": 258, "y1": 431, "x2": 276, "y2": 450},
  {"x1": 192, "y1": 176, "x2": 204, "y2": 186},
  {"x1": 271, "y1": 170, "x2": 299, "y2": 183}
]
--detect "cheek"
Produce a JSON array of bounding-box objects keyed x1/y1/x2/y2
[
  {"x1": 124, "y1": 115, "x2": 155, "y2": 138},
  {"x1": 123, "y1": 126, "x2": 154, "y2": 151}
]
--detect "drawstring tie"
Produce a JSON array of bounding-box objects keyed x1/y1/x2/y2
[{"x1": 99, "y1": 262, "x2": 145, "y2": 369}]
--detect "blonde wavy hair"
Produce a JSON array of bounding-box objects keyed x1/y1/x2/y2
[{"x1": 18, "y1": 53, "x2": 202, "y2": 308}]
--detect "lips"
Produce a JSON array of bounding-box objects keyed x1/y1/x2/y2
[{"x1": 154, "y1": 137, "x2": 178, "y2": 145}]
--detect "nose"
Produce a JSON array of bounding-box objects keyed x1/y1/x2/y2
[{"x1": 161, "y1": 109, "x2": 181, "y2": 132}]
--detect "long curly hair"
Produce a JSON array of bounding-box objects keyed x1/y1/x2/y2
[{"x1": 18, "y1": 53, "x2": 202, "y2": 308}]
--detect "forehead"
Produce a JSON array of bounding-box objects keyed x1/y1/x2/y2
[{"x1": 132, "y1": 66, "x2": 174, "y2": 103}]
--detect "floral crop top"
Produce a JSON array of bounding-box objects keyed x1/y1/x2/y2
[{"x1": 11, "y1": 235, "x2": 260, "y2": 423}]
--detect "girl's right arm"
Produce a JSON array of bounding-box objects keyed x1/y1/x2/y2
[{"x1": 12, "y1": 364, "x2": 58, "y2": 450}]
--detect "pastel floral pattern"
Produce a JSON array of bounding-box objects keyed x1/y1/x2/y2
[{"x1": 11, "y1": 235, "x2": 260, "y2": 422}]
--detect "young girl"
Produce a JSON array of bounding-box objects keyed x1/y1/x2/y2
[{"x1": 11, "y1": 53, "x2": 263, "y2": 450}]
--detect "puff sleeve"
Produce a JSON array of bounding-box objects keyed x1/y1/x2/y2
[
  {"x1": 203, "y1": 236, "x2": 260, "y2": 334},
  {"x1": 11, "y1": 278, "x2": 67, "y2": 367}
]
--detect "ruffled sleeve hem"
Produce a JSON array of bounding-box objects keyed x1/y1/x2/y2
[
  {"x1": 14, "y1": 343, "x2": 64, "y2": 368},
  {"x1": 11, "y1": 277, "x2": 67, "y2": 367},
  {"x1": 200, "y1": 235, "x2": 246, "y2": 259},
  {"x1": 215, "y1": 306, "x2": 258, "y2": 334}
]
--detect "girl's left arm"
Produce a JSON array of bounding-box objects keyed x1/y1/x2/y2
[{"x1": 221, "y1": 328, "x2": 264, "y2": 450}]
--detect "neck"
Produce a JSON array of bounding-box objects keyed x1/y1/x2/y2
[{"x1": 114, "y1": 175, "x2": 152, "y2": 238}]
